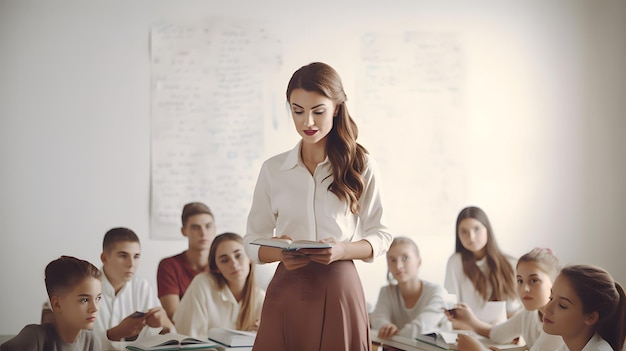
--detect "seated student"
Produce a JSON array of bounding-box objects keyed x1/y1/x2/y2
[
  {"x1": 447, "y1": 248, "x2": 564, "y2": 351},
  {"x1": 370, "y1": 236, "x2": 448, "y2": 339},
  {"x1": 173, "y1": 232, "x2": 265, "y2": 339},
  {"x1": 543, "y1": 264, "x2": 626, "y2": 351},
  {"x1": 93, "y1": 227, "x2": 175, "y2": 350},
  {"x1": 444, "y1": 206, "x2": 521, "y2": 325},
  {"x1": 157, "y1": 202, "x2": 217, "y2": 320},
  {"x1": 1, "y1": 256, "x2": 102, "y2": 351}
]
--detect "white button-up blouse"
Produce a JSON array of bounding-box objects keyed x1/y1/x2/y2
[{"x1": 244, "y1": 141, "x2": 392, "y2": 263}]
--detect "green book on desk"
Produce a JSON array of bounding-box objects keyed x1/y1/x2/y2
[
  {"x1": 125, "y1": 333, "x2": 218, "y2": 351},
  {"x1": 207, "y1": 328, "x2": 256, "y2": 347}
]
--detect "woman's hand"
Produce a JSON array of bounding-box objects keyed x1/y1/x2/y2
[
  {"x1": 300, "y1": 237, "x2": 346, "y2": 265},
  {"x1": 280, "y1": 250, "x2": 311, "y2": 270},
  {"x1": 377, "y1": 323, "x2": 399, "y2": 339}
]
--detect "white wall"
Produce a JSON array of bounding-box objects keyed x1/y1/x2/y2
[{"x1": 1, "y1": 0, "x2": 625, "y2": 335}]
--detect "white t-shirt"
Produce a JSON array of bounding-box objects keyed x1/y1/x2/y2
[
  {"x1": 93, "y1": 271, "x2": 163, "y2": 350},
  {"x1": 173, "y1": 272, "x2": 265, "y2": 339},
  {"x1": 370, "y1": 280, "x2": 448, "y2": 338},
  {"x1": 244, "y1": 141, "x2": 393, "y2": 263},
  {"x1": 444, "y1": 252, "x2": 521, "y2": 320}
]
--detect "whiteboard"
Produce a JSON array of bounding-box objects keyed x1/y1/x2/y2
[{"x1": 149, "y1": 19, "x2": 467, "y2": 240}]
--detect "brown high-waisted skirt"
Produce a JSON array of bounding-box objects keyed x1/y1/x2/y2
[{"x1": 253, "y1": 260, "x2": 371, "y2": 351}]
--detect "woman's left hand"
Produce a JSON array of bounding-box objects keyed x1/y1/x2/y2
[{"x1": 300, "y1": 237, "x2": 345, "y2": 265}]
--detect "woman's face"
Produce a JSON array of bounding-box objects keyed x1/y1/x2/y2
[
  {"x1": 516, "y1": 261, "x2": 553, "y2": 311},
  {"x1": 386, "y1": 243, "x2": 421, "y2": 284},
  {"x1": 457, "y1": 218, "x2": 489, "y2": 257},
  {"x1": 543, "y1": 274, "x2": 596, "y2": 339},
  {"x1": 289, "y1": 88, "x2": 336, "y2": 145},
  {"x1": 214, "y1": 240, "x2": 250, "y2": 285}
]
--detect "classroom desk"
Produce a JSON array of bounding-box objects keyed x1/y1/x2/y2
[{"x1": 371, "y1": 333, "x2": 445, "y2": 351}]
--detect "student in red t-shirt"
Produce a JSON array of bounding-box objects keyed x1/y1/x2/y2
[{"x1": 156, "y1": 202, "x2": 217, "y2": 320}]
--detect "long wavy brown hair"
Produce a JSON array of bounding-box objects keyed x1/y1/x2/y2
[
  {"x1": 208, "y1": 232, "x2": 260, "y2": 331},
  {"x1": 286, "y1": 62, "x2": 368, "y2": 214},
  {"x1": 454, "y1": 206, "x2": 517, "y2": 302}
]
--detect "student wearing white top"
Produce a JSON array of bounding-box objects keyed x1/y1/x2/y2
[
  {"x1": 93, "y1": 227, "x2": 174, "y2": 350},
  {"x1": 244, "y1": 62, "x2": 392, "y2": 351},
  {"x1": 370, "y1": 237, "x2": 448, "y2": 340},
  {"x1": 444, "y1": 206, "x2": 520, "y2": 324},
  {"x1": 174, "y1": 232, "x2": 264, "y2": 339},
  {"x1": 543, "y1": 264, "x2": 626, "y2": 351},
  {"x1": 449, "y1": 248, "x2": 564, "y2": 351}
]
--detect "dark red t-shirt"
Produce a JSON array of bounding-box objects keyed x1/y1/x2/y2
[{"x1": 156, "y1": 251, "x2": 209, "y2": 298}]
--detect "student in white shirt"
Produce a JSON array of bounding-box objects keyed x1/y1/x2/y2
[
  {"x1": 370, "y1": 236, "x2": 448, "y2": 340},
  {"x1": 543, "y1": 264, "x2": 626, "y2": 351},
  {"x1": 244, "y1": 62, "x2": 392, "y2": 351},
  {"x1": 444, "y1": 206, "x2": 520, "y2": 324},
  {"x1": 173, "y1": 232, "x2": 264, "y2": 339},
  {"x1": 93, "y1": 227, "x2": 174, "y2": 350},
  {"x1": 449, "y1": 247, "x2": 564, "y2": 351}
]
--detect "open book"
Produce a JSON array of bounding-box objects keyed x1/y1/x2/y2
[
  {"x1": 415, "y1": 331, "x2": 460, "y2": 350},
  {"x1": 125, "y1": 333, "x2": 218, "y2": 351},
  {"x1": 250, "y1": 237, "x2": 332, "y2": 251},
  {"x1": 415, "y1": 331, "x2": 526, "y2": 351},
  {"x1": 207, "y1": 328, "x2": 256, "y2": 347}
]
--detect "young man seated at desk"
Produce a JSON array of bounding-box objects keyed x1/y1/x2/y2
[
  {"x1": 157, "y1": 202, "x2": 216, "y2": 320},
  {"x1": 93, "y1": 227, "x2": 174, "y2": 350}
]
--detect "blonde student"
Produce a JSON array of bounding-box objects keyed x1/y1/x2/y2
[
  {"x1": 93, "y1": 227, "x2": 175, "y2": 350},
  {"x1": 173, "y1": 232, "x2": 264, "y2": 339},
  {"x1": 543, "y1": 264, "x2": 626, "y2": 351},
  {"x1": 157, "y1": 202, "x2": 217, "y2": 320},
  {"x1": 448, "y1": 248, "x2": 564, "y2": 351},
  {"x1": 370, "y1": 237, "x2": 448, "y2": 340},
  {"x1": 444, "y1": 206, "x2": 520, "y2": 324},
  {"x1": 244, "y1": 62, "x2": 392, "y2": 351},
  {"x1": 1, "y1": 256, "x2": 102, "y2": 351}
]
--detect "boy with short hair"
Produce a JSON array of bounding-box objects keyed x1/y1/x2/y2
[
  {"x1": 93, "y1": 227, "x2": 174, "y2": 350},
  {"x1": 1, "y1": 255, "x2": 102, "y2": 351},
  {"x1": 157, "y1": 202, "x2": 216, "y2": 319}
]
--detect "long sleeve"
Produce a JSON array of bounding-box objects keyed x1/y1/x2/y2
[
  {"x1": 370, "y1": 287, "x2": 394, "y2": 329},
  {"x1": 397, "y1": 282, "x2": 448, "y2": 338},
  {"x1": 444, "y1": 253, "x2": 461, "y2": 299},
  {"x1": 354, "y1": 155, "x2": 393, "y2": 262},
  {"x1": 173, "y1": 276, "x2": 210, "y2": 339}
]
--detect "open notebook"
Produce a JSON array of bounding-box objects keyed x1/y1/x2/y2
[{"x1": 125, "y1": 333, "x2": 218, "y2": 351}]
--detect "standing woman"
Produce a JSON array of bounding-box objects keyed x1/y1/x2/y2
[
  {"x1": 444, "y1": 206, "x2": 520, "y2": 324},
  {"x1": 244, "y1": 62, "x2": 392, "y2": 351}
]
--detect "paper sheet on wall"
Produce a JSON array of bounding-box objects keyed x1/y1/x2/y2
[
  {"x1": 149, "y1": 20, "x2": 282, "y2": 239},
  {"x1": 355, "y1": 31, "x2": 467, "y2": 236}
]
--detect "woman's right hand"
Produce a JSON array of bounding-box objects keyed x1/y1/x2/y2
[{"x1": 280, "y1": 250, "x2": 311, "y2": 270}]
